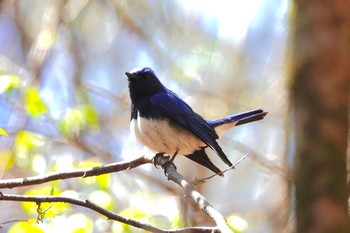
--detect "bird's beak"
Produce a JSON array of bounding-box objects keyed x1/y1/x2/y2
[
  {"x1": 125, "y1": 72, "x2": 132, "y2": 78},
  {"x1": 125, "y1": 72, "x2": 134, "y2": 79}
]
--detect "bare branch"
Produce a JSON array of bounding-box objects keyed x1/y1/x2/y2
[
  {"x1": 0, "y1": 192, "x2": 220, "y2": 233},
  {"x1": 0, "y1": 156, "x2": 150, "y2": 189},
  {"x1": 0, "y1": 155, "x2": 234, "y2": 232},
  {"x1": 194, "y1": 154, "x2": 249, "y2": 184}
]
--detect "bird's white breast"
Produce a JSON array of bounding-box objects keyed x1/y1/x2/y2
[{"x1": 130, "y1": 114, "x2": 205, "y2": 155}]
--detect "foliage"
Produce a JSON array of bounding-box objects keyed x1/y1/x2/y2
[
  {"x1": 0, "y1": 128, "x2": 7, "y2": 136},
  {"x1": 60, "y1": 105, "x2": 99, "y2": 138},
  {"x1": 24, "y1": 86, "x2": 48, "y2": 117},
  {"x1": 227, "y1": 215, "x2": 248, "y2": 233},
  {"x1": 8, "y1": 222, "x2": 44, "y2": 233}
]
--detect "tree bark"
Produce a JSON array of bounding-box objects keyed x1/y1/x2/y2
[{"x1": 292, "y1": 0, "x2": 350, "y2": 232}]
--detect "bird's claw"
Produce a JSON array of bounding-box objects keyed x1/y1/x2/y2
[
  {"x1": 151, "y1": 153, "x2": 178, "y2": 177},
  {"x1": 152, "y1": 153, "x2": 166, "y2": 168},
  {"x1": 161, "y1": 159, "x2": 177, "y2": 176}
]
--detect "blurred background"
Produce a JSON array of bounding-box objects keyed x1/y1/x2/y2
[{"x1": 0, "y1": 0, "x2": 291, "y2": 232}]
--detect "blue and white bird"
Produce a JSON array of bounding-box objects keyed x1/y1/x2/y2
[{"x1": 125, "y1": 67, "x2": 267, "y2": 175}]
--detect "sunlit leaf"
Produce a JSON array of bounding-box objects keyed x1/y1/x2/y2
[
  {"x1": 77, "y1": 158, "x2": 103, "y2": 168},
  {"x1": 60, "y1": 108, "x2": 85, "y2": 137},
  {"x1": 227, "y1": 215, "x2": 248, "y2": 233},
  {"x1": 27, "y1": 219, "x2": 38, "y2": 224},
  {"x1": 50, "y1": 202, "x2": 71, "y2": 214},
  {"x1": 78, "y1": 159, "x2": 111, "y2": 190},
  {"x1": 2, "y1": 151, "x2": 14, "y2": 169},
  {"x1": 96, "y1": 173, "x2": 111, "y2": 191},
  {"x1": 0, "y1": 128, "x2": 8, "y2": 136},
  {"x1": 0, "y1": 150, "x2": 15, "y2": 170},
  {"x1": 115, "y1": 207, "x2": 149, "y2": 233},
  {"x1": 88, "y1": 190, "x2": 114, "y2": 210},
  {"x1": 15, "y1": 131, "x2": 45, "y2": 150},
  {"x1": 119, "y1": 206, "x2": 148, "y2": 222},
  {"x1": 169, "y1": 212, "x2": 184, "y2": 228},
  {"x1": 8, "y1": 222, "x2": 44, "y2": 233},
  {"x1": 112, "y1": 221, "x2": 132, "y2": 233},
  {"x1": 22, "y1": 186, "x2": 63, "y2": 216},
  {"x1": 77, "y1": 159, "x2": 110, "y2": 187},
  {"x1": 0, "y1": 74, "x2": 22, "y2": 94},
  {"x1": 83, "y1": 104, "x2": 99, "y2": 130},
  {"x1": 15, "y1": 131, "x2": 45, "y2": 162},
  {"x1": 49, "y1": 186, "x2": 55, "y2": 196},
  {"x1": 24, "y1": 86, "x2": 47, "y2": 117},
  {"x1": 59, "y1": 105, "x2": 99, "y2": 138},
  {"x1": 42, "y1": 209, "x2": 55, "y2": 219},
  {"x1": 68, "y1": 214, "x2": 93, "y2": 233}
]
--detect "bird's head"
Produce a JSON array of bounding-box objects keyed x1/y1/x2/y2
[{"x1": 125, "y1": 67, "x2": 165, "y2": 102}]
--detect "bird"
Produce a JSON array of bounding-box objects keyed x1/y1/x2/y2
[{"x1": 125, "y1": 67, "x2": 267, "y2": 176}]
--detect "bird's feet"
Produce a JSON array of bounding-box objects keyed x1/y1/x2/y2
[
  {"x1": 152, "y1": 151, "x2": 178, "y2": 177},
  {"x1": 152, "y1": 152, "x2": 167, "y2": 168},
  {"x1": 161, "y1": 157, "x2": 177, "y2": 172}
]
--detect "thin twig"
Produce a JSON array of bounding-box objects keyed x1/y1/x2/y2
[
  {"x1": 0, "y1": 219, "x2": 28, "y2": 228},
  {"x1": 194, "y1": 154, "x2": 249, "y2": 185}
]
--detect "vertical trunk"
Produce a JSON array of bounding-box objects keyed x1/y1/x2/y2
[{"x1": 292, "y1": 0, "x2": 350, "y2": 232}]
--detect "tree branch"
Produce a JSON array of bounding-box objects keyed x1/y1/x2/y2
[
  {"x1": 0, "y1": 192, "x2": 220, "y2": 233},
  {"x1": 0, "y1": 155, "x2": 233, "y2": 232},
  {"x1": 0, "y1": 156, "x2": 150, "y2": 189}
]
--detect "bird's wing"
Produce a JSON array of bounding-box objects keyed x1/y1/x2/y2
[{"x1": 150, "y1": 90, "x2": 232, "y2": 166}]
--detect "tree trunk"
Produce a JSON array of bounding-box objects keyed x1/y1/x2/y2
[{"x1": 292, "y1": 0, "x2": 350, "y2": 232}]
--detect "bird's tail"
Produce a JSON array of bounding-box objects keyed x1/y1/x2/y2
[
  {"x1": 208, "y1": 109, "x2": 267, "y2": 138},
  {"x1": 185, "y1": 149, "x2": 224, "y2": 176}
]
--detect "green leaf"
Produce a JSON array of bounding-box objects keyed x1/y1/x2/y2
[
  {"x1": 8, "y1": 222, "x2": 44, "y2": 233},
  {"x1": 15, "y1": 131, "x2": 45, "y2": 161},
  {"x1": 77, "y1": 159, "x2": 111, "y2": 190},
  {"x1": 119, "y1": 206, "x2": 148, "y2": 221},
  {"x1": 49, "y1": 186, "x2": 55, "y2": 195},
  {"x1": 77, "y1": 158, "x2": 103, "y2": 168},
  {"x1": 112, "y1": 221, "x2": 132, "y2": 233},
  {"x1": 88, "y1": 190, "x2": 114, "y2": 210},
  {"x1": 0, "y1": 150, "x2": 15, "y2": 170},
  {"x1": 115, "y1": 207, "x2": 148, "y2": 233},
  {"x1": 22, "y1": 186, "x2": 63, "y2": 216},
  {"x1": 15, "y1": 131, "x2": 45, "y2": 150},
  {"x1": 24, "y1": 86, "x2": 47, "y2": 117},
  {"x1": 0, "y1": 74, "x2": 22, "y2": 93},
  {"x1": 68, "y1": 214, "x2": 93, "y2": 233},
  {"x1": 59, "y1": 105, "x2": 99, "y2": 138},
  {"x1": 83, "y1": 104, "x2": 99, "y2": 129},
  {"x1": 0, "y1": 128, "x2": 8, "y2": 136},
  {"x1": 96, "y1": 173, "x2": 111, "y2": 191},
  {"x1": 77, "y1": 159, "x2": 111, "y2": 189},
  {"x1": 227, "y1": 215, "x2": 248, "y2": 233},
  {"x1": 115, "y1": 206, "x2": 150, "y2": 233}
]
